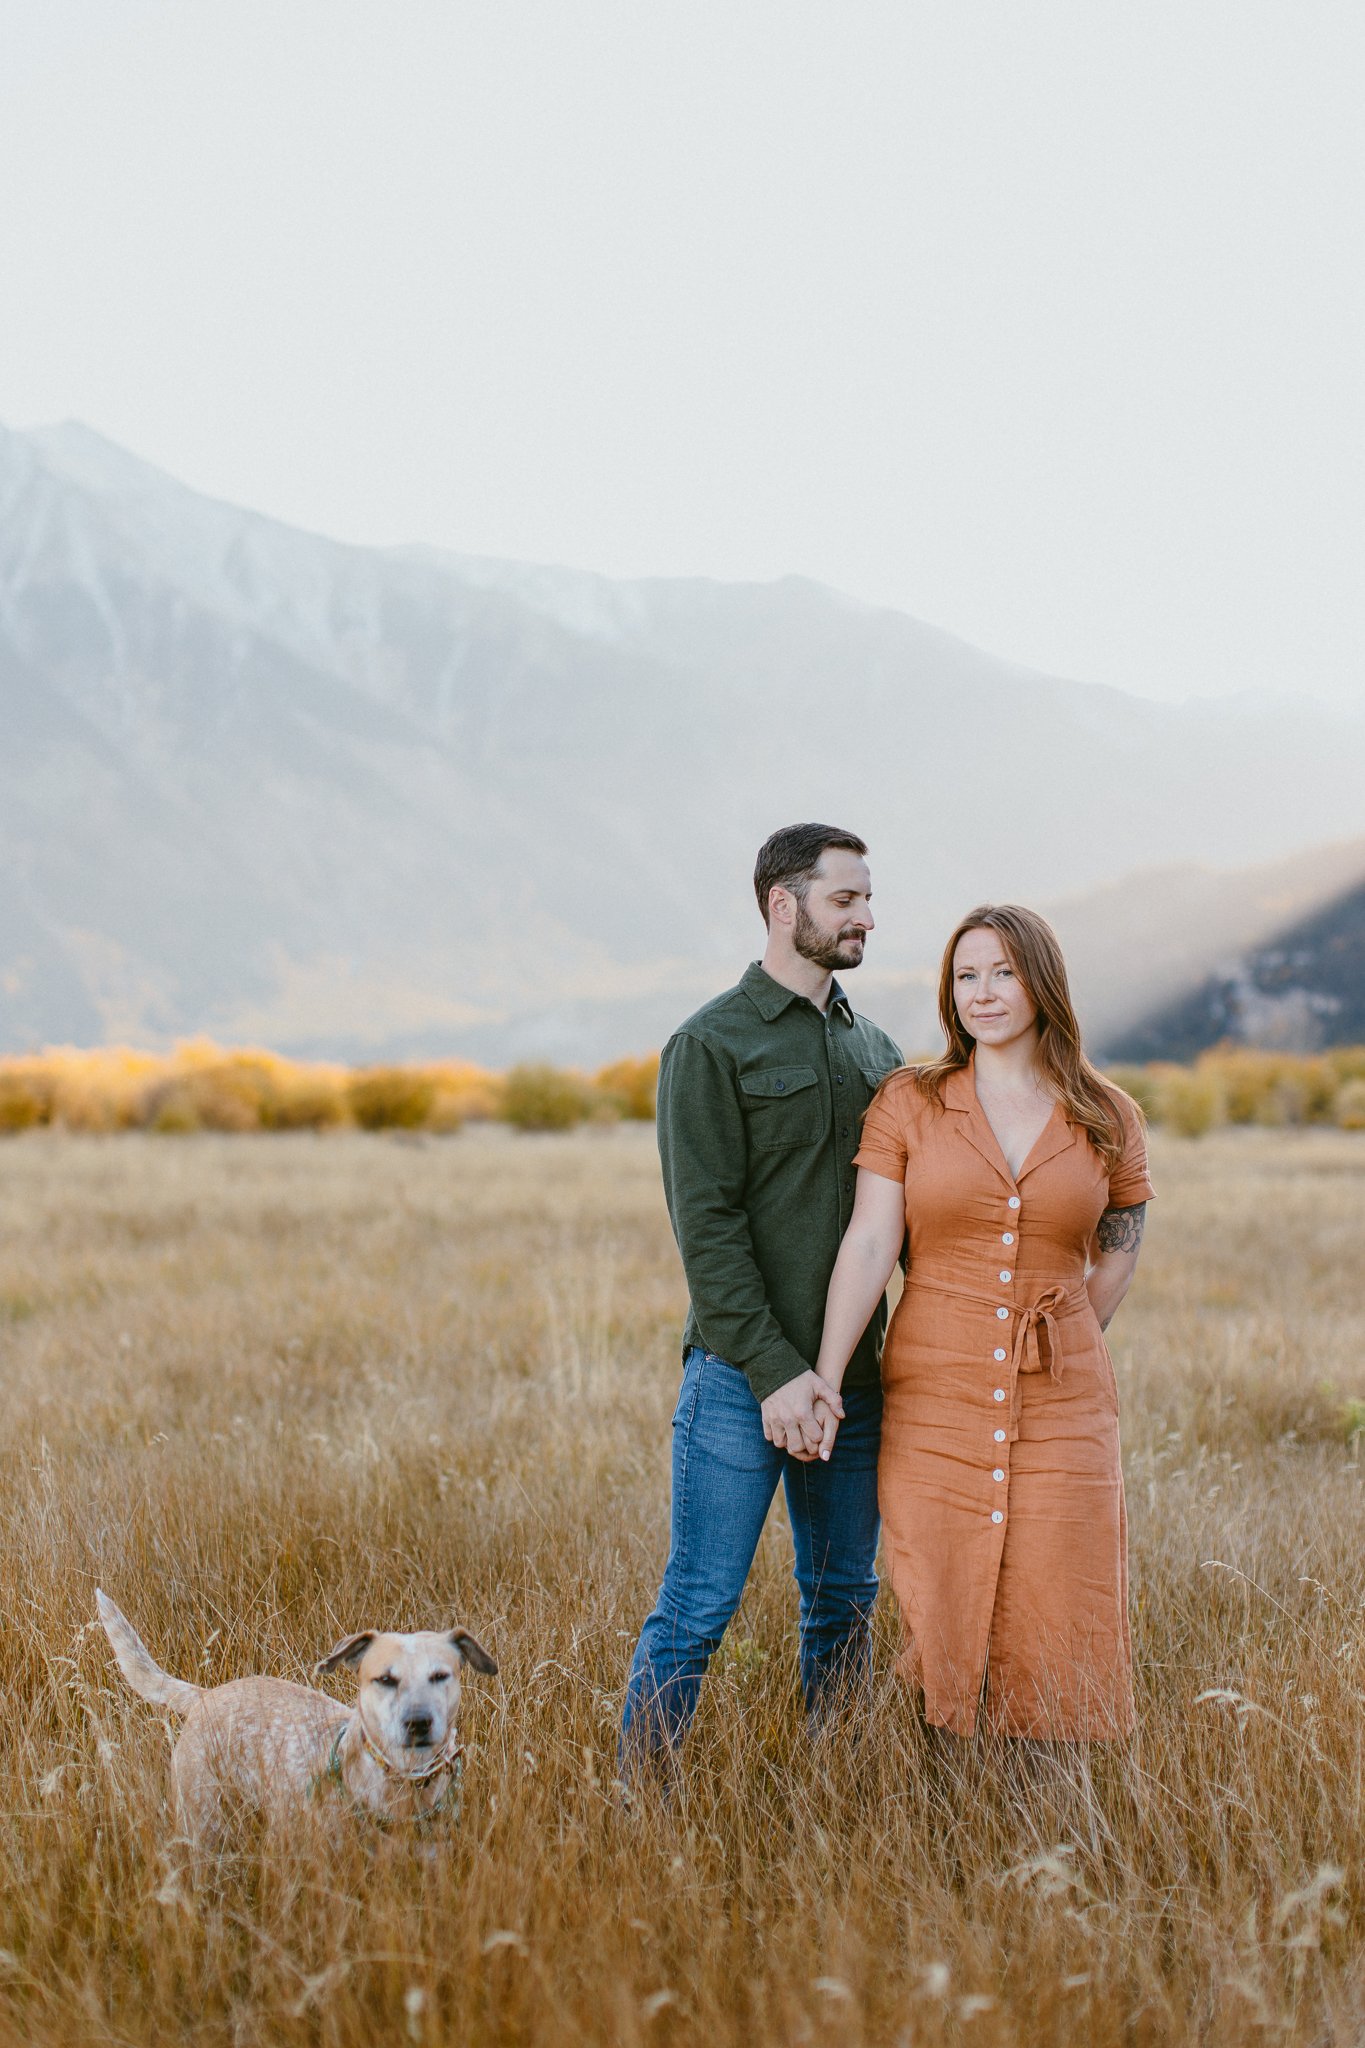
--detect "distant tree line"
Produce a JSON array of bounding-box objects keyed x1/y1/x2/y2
[
  {"x1": 0, "y1": 1045, "x2": 659, "y2": 1135},
  {"x1": 0, "y1": 1043, "x2": 1362, "y2": 1138},
  {"x1": 1106, "y1": 1047, "x2": 1365, "y2": 1135}
]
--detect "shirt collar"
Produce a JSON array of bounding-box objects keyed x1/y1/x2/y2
[{"x1": 740, "y1": 961, "x2": 854, "y2": 1026}]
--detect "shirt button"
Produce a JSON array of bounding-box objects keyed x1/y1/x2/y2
[
  {"x1": 992, "y1": 1468, "x2": 1005, "y2": 1482},
  {"x1": 1008, "y1": 1196, "x2": 1021, "y2": 1210},
  {"x1": 1002, "y1": 1232, "x2": 1014, "y2": 1246},
  {"x1": 993, "y1": 1347, "x2": 1007, "y2": 1361},
  {"x1": 993, "y1": 1388, "x2": 1006, "y2": 1402},
  {"x1": 991, "y1": 1510, "x2": 1004, "y2": 1524},
  {"x1": 994, "y1": 1428, "x2": 1006, "y2": 1443},
  {"x1": 999, "y1": 1269, "x2": 1012, "y2": 1282},
  {"x1": 996, "y1": 1307, "x2": 1009, "y2": 1320},
  {"x1": 774, "y1": 1079, "x2": 786, "y2": 1092},
  {"x1": 836, "y1": 1074, "x2": 845, "y2": 1084}
]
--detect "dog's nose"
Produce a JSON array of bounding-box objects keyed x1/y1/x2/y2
[{"x1": 404, "y1": 1713, "x2": 434, "y2": 1746}]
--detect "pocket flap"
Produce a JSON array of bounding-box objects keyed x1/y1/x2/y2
[{"x1": 740, "y1": 1065, "x2": 819, "y2": 1100}]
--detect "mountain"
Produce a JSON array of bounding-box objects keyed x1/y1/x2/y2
[
  {"x1": 1103, "y1": 872, "x2": 1365, "y2": 1062},
  {"x1": 1048, "y1": 835, "x2": 1365, "y2": 1058},
  {"x1": 2, "y1": 419, "x2": 1363, "y2": 1062}
]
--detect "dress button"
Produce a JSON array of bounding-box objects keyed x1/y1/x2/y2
[
  {"x1": 1008, "y1": 1196, "x2": 1021, "y2": 1210},
  {"x1": 996, "y1": 1307, "x2": 1009, "y2": 1320},
  {"x1": 999, "y1": 1269, "x2": 1012, "y2": 1282},
  {"x1": 1002, "y1": 1232, "x2": 1014, "y2": 1246},
  {"x1": 994, "y1": 1428, "x2": 1006, "y2": 1443},
  {"x1": 992, "y1": 1468, "x2": 1005, "y2": 1482},
  {"x1": 993, "y1": 1388, "x2": 1005, "y2": 1402},
  {"x1": 993, "y1": 1347, "x2": 1007, "y2": 1361},
  {"x1": 991, "y1": 1509, "x2": 1004, "y2": 1524}
]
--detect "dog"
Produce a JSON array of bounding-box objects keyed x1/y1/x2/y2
[{"x1": 95, "y1": 1588, "x2": 497, "y2": 1845}]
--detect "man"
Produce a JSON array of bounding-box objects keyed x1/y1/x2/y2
[{"x1": 620, "y1": 822, "x2": 903, "y2": 1768}]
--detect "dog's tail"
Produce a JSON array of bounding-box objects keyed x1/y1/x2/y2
[{"x1": 95, "y1": 1589, "x2": 202, "y2": 1715}]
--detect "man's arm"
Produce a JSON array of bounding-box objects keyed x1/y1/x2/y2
[{"x1": 657, "y1": 1032, "x2": 834, "y2": 1427}]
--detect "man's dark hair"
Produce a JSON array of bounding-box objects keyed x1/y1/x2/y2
[{"x1": 753, "y1": 823, "x2": 868, "y2": 927}]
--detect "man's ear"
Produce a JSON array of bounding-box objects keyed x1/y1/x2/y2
[
  {"x1": 448, "y1": 1628, "x2": 498, "y2": 1676},
  {"x1": 313, "y1": 1631, "x2": 376, "y2": 1678},
  {"x1": 768, "y1": 884, "x2": 795, "y2": 929}
]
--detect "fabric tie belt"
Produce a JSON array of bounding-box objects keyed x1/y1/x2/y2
[{"x1": 901, "y1": 1276, "x2": 1087, "y2": 1441}]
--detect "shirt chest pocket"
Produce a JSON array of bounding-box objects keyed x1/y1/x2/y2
[
  {"x1": 856, "y1": 1064, "x2": 894, "y2": 1110},
  {"x1": 739, "y1": 1065, "x2": 823, "y2": 1150}
]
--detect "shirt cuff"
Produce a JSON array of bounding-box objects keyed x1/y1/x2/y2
[{"x1": 742, "y1": 1335, "x2": 814, "y2": 1403}]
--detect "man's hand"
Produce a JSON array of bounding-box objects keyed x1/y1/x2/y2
[{"x1": 761, "y1": 1371, "x2": 845, "y2": 1462}]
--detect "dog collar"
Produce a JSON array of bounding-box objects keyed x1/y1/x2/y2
[
  {"x1": 357, "y1": 1717, "x2": 464, "y2": 1785},
  {"x1": 310, "y1": 1717, "x2": 465, "y2": 1822}
]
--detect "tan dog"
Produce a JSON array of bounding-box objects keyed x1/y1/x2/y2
[{"x1": 95, "y1": 1589, "x2": 497, "y2": 1845}]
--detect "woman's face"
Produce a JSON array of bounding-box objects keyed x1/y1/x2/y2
[{"x1": 952, "y1": 926, "x2": 1039, "y2": 1052}]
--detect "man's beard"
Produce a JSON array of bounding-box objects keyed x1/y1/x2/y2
[{"x1": 792, "y1": 902, "x2": 867, "y2": 972}]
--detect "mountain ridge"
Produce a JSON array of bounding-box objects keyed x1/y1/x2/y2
[{"x1": 3, "y1": 419, "x2": 1363, "y2": 1062}]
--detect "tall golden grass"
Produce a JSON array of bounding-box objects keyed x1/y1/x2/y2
[{"x1": 0, "y1": 1124, "x2": 1362, "y2": 2044}]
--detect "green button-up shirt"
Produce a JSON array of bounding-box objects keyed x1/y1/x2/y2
[{"x1": 656, "y1": 961, "x2": 903, "y2": 1403}]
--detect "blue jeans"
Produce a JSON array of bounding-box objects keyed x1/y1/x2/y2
[{"x1": 620, "y1": 1347, "x2": 882, "y2": 1766}]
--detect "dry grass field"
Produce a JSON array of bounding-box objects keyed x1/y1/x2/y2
[{"x1": 1, "y1": 1124, "x2": 1363, "y2": 2047}]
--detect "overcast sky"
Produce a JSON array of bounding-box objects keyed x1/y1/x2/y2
[{"x1": 2, "y1": 2, "x2": 1363, "y2": 705}]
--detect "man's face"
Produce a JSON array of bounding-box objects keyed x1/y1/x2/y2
[{"x1": 788, "y1": 850, "x2": 875, "y2": 972}]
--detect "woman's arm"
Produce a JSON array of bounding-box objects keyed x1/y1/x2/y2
[
  {"x1": 1086, "y1": 1201, "x2": 1146, "y2": 1331},
  {"x1": 811, "y1": 1168, "x2": 906, "y2": 1460}
]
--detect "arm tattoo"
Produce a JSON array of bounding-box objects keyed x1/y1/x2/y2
[{"x1": 1096, "y1": 1202, "x2": 1146, "y2": 1255}]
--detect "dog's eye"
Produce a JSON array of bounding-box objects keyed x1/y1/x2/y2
[
  {"x1": 374, "y1": 1672, "x2": 400, "y2": 1688},
  {"x1": 429, "y1": 1670, "x2": 452, "y2": 1684}
]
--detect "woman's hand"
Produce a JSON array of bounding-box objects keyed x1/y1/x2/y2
[
  {"x1": 813, "y1": 1380, "x2": 844, "y2": 1462},
  {"x1": 761, "y1": 1370, "x2": 845, "y2": 1459}
]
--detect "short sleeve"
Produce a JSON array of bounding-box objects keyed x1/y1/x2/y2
[
  {"x1": 1106, "y1": 1090, "x2": 1155, "y2": 1208},
  {"x1": 853, "y1": 1073, "x2": 911, "y2": 1185}
]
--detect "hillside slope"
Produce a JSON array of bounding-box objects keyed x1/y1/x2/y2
[
  {"x1": 2, "y1": 419, "x2": 1363, "y2": 1060},
  {"x1": 1106, "y1": 875, "x2": 1365, "y2": 1061}
]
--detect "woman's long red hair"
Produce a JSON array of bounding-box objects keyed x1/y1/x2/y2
[{"x1": 912, "y1": 903, "x2": 1128, "y2": 1171}]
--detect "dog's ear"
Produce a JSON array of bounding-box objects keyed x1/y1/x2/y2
[
  {"x1": 313, "y1": 1631, "x2": 376, "y2": 1678},
  {"x1": 447, "y1": 1628, "x2": 498, "y2": 1676}
]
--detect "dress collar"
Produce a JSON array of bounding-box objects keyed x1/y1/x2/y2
[{"x1": 942, "y1": 1054, "x2": 1073, "y2": 1184}]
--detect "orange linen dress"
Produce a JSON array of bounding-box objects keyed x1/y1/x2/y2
[{"x1": 854, "y1": 1061, "x2": 1154, "y2": 1739}]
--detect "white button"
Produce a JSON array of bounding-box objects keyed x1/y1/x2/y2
[
  {"x1": 996, "y1": 1307, "x2": 1009, "y2": 1320},
  {"x1": 991, "y1": 1510, "x2": 1004, "y2": 1524},
  {"x1": 999, "y1": 1269, "x2": 1012, "y2": 1282},
  {"x1": 993, "y1": 1347, "x2": 1007, "y2": 1361},
  {"x1": 994, "y1": 1427, "x2": 1006, "y2": 1442},
  {"x1": 1002, "y1": 1233, "x2": 1014, "y2": 1246},
  {"x1": 993, "y1": 1388, "x2": 1005, "y2": 1402},
  {"x1": 993, "y1": 1468, "x2": 1005, "y2": 1481},
  {"x1": 1008, "y1": 1196, "x2": 1021, "y2": 1209}
]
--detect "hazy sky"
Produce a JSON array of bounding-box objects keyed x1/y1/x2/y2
[{"x1": 2, "y1": 2, "x2": 1363, "y2": 705}]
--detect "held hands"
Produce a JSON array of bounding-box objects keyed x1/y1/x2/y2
[{"x1": 760, "y1": 1370, "x2": 845, "y2": 1464}]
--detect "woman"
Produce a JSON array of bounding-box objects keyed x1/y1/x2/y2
[{"x1": 812, "y1": 904, "x2": 1152, "y2": 1739}]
